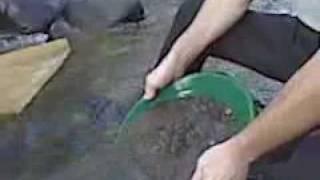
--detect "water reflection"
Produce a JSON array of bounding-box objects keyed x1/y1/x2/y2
[
  {"x1": 0, "y1": 0, "x2": 185, "y2": 179},
  {"x1": 0, "y1": 14, "x2": 170, "y2": 178}
]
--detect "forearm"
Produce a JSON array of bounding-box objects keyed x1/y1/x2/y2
[
  {"x1": 228, "y1": 51, "x2": 320, "y2": 163},
  {"x1": 169, "y1": 0, "x2": 250, "y2": 68}
]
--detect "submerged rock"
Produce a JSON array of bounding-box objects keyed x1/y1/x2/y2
[
  {"x1": 117, "y1": 97, "x2": 235, "y2": 180},
  {"x1": 45, "y1": 97, "x2": 271, "y2": 180},
  {"x1": 85, "y1": 96, "x2": 127, "y2": 130}
]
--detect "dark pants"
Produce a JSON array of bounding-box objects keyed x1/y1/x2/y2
[
  {"x1": 155, "y1": 0, "x2": 320, "y2": 179},
  {"x1": 155, "y1": 0, "x2": 320, "y2": 82}
]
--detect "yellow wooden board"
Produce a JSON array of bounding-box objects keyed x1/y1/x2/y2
[{"x1": 0, "y1": 39, "x2": 71, "y2": 116}]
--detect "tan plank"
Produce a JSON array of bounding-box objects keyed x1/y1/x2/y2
[{"x1": 0, "y1": 39, "x2": 71, "y2": 115}]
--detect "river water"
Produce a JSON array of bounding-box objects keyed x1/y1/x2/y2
[
  {"x1": 0, "y1": 0, "x2": 319, "y2": 180},
  {"x1": 0, "y1": 0, "x2": 182, "y2": 179}
]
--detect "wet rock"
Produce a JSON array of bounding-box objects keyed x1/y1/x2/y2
[
  {"x1": 117, "y1": 97, "x2": 235, "y2": 180},
  {"x1": 49, "y1": 17, "x2": 78, "y2": 39},
  {"x1": 0, "y1": 0, "x2": 67, "y2": 33},
  {"x1": 0, "y1": 33, "x2": 48, "y2": 54},
  {"x1": 45, "y1": 97, "x2": 270, "y2": 180},
  {"x1": 117, "y1": 0, "x2": 145, "y2": 24},
  {"x1": 0, "y1": 12, "x2": 20, "y2": 34},
  {"x1": 85, "y1": 96, "x2": 127, "y2": 130},
  {"x1": 0, "y1": 0, "x2": 146, "y2": 54},
  {"x1": 0, "y1": 0, "x2": 145, "y2": 37},
  {"x1": 64, "y1": 0, "x2": 146, "y2": 30},
  {"x1": 249, "y1": 0, "x2": 293, "y2": 14},
  {"x1": 117, "y1": 97, "x2": 274, "y2": 180}
]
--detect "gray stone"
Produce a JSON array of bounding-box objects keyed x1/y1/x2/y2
[
  {"x1": 249, "y1": 0, "x2": 293, "y2": 14},
  {"x1": 49, "y1": 17, "x2": 77, "y2": 39},
  {"x1": 0, "y1": 0, "x2": 146, "y2": 52},
  {"x1": 0, "y1": 0, "x2": 145, "y2": 36},
  {"x1": 0, "y1": 0, "x2": 67, "y2": 33},
  {"x1": 64, "y1": 0, "x2": 145, "y2": 30},
  {"x1": 0, "y1": 33, "x2": 48, "y2": 54}
]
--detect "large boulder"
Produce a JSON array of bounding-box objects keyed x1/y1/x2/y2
[
  {"x1": 0, "y1": 0, "x2": 66, "y2": 33},
  {"x1": 0, "y1": 33, "x2": 48, "y2": 54},
  {"x1": 0, "y1": 0, "x2": 145, "y2": 35},
  {"x1": 0, "y1": 0, "x2": 145, "y2": 53},
  {"x1": 64, "y1": 0, "x2": 145, "y2": 30}
]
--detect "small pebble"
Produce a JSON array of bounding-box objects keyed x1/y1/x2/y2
[{"x1": 224, "y1": 108, "x2": 233, "y2": 116}]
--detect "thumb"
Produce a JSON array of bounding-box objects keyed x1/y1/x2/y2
[{"x1": 143, "y1": 82, "x2": 157, "y2": 100}]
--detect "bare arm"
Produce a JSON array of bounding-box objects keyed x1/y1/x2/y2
[
  {"x1": 170, "y1": 0, "x2": 251, "y2": 70},
  {"x1": 228, "y1": 50, "x2": 320, "y2": 162},
  {"x1": 192, "y1": 51, "x2": 320, "y2": 180},
  {"x1": 144, "y1": 0, "x2": 251, "y2": 99}
]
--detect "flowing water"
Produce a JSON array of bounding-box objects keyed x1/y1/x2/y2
[
  {"x1": 0, "y1": 0, "x2": 319, "y2": 180},
  {"x1": 0, "y1": 0, "x2": 183, "y2": 179},
  {"x1": 40, "y1": 97, "x2": 236, "y2": 180}
]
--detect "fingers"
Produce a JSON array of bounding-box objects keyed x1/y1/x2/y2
[
  {"x1": 143, "y1": 59, "x2": 176, "y2": 100},
  {"x1": 143, "y1": 82, "x2": 157, "y2": 100},
  {"x1": 143, "y1": 74, "x2": 158, "y2": 100}
]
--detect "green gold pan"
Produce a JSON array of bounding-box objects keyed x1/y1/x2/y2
[{"x1": 126, "y1": 71, "x2": 258, "y2": 129}]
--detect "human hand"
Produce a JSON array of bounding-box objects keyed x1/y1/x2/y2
[
  {"x1": 143, "y1": 53, "x2": 185, "y2": 100},
  {"x1": 192, "y1": 142, "x2": 250, "y2": 180}
]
